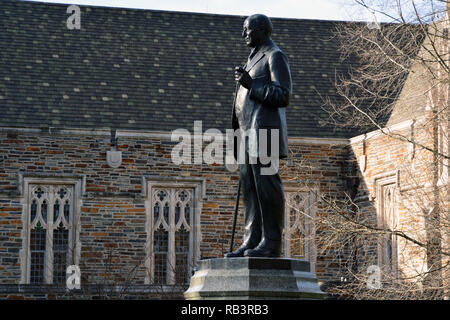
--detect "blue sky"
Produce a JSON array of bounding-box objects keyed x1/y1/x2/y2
[{"x1": 23, "y1": 0, "x2": 384, "y2": 22}]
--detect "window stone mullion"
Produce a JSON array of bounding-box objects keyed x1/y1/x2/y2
[
  {"x1": 169, "y1": 189, "x2": 176, "y2": 285},
  {"x1": 45, "y1": 187, "x2": 55, "y2": 284}
]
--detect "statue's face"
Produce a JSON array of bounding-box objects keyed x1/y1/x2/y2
[{"x1": 242, "y1": 18, "x2": 265, "y2": 48}]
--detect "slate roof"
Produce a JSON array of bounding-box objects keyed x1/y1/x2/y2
[{"x1": 0, "y1": 0, "x2": 359, "y2": 138}]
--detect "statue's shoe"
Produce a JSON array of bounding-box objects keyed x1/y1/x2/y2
[
  {"x1": 244, "y1": 239, "x2": 281, "y2": 258},
  {"x1": 224, "y1": 243, "x2": 257, "y2": 258}
]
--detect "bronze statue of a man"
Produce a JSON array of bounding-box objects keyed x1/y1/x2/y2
[{"x1": 226, "y1": 14, "x2": 292, "y2": 258}]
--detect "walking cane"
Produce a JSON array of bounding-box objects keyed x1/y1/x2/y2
[
  {"x1": 229, "y1": 178, "x2": 241, "y2": 253},
  {"x1": 228, "y1": 64, "x2": 245, "y2": 253}
]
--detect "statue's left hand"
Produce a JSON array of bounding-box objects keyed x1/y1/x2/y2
[{"x1": 235, "y1": 66, "x2": 253, "y2": 89}]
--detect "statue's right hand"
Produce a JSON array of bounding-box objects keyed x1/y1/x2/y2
[{"x1": 234, "y1": 66, "x2": 252, "y2": 89}]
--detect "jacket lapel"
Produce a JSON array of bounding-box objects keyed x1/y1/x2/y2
[
  {"x1": 245, "y1": 40, "x2": 274, "y2": 72},
  {"x1": 245, "y1": 51, "x2": 265, "y2": 72}
]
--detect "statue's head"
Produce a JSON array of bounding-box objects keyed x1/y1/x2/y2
[{"x1": 242, "y1": 14, "x2": 273, "y2": 48}]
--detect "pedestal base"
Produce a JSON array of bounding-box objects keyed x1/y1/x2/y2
[{"x1": 184, "y1": 257, "x2": 325, "y2": 300}]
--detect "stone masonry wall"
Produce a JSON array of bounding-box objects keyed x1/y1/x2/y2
[
  {"x1": 349, "y1": 119, "x2": 448, "y2": 293},
  {"x1": 0, "y1": 128, "x2": 350, "y2": 296}
]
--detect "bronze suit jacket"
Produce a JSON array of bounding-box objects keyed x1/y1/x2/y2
[{"x1": 232, "y1": 39, "x2": 292, "y2": 159}]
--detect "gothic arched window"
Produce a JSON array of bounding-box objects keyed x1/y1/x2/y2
[
  {"x1": 26, "y1": 185, "x2": 75, "y2": 284},
  {"x1": 149, "y1": 187, "x2": 195, "y2": 285},
  {"x1": 283, "y1": 191, "x2": 316, "y2": 271}
]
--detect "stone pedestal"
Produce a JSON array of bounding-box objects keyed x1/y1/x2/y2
[{"x1": 184, "y1": 257, "x2": 325, "y2": 300}]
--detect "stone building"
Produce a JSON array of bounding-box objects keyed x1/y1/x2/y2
[{"x1": 0, "y1": 0, "x2": 447, "y2": 299}]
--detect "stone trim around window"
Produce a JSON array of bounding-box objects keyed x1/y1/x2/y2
[
  {"x1": 283, "y1": 186, "x2": 318, "y2": 273},
  {"x1": 19, "y1": 176, "x2": 83, "y2": 285},
  {"x1": 375, "y1": 173, "x2": 399, "y2": 278},
  {"x1": 143, "y1": 176, "x2": 204, "y2": 285}
]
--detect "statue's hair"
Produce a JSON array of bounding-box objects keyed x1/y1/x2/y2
[{"x1": 246, "y1": 14, "x2": 273, "y2": 37}]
